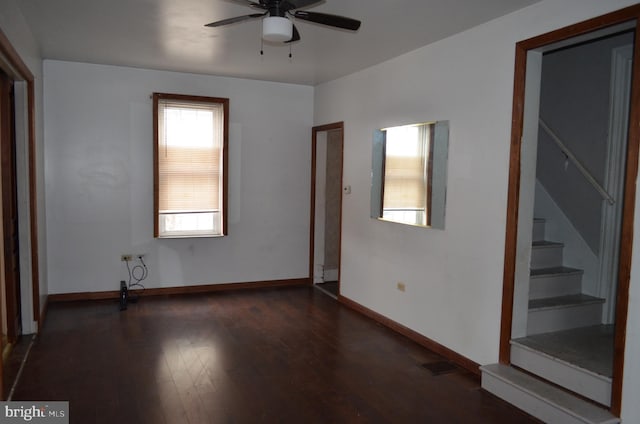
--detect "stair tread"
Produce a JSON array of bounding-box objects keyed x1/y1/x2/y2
[
  {"x1": 532, "y1": 240, "x2": 563, "y2": 248},
  {"x1": 481, "y1": 364, "x2": 618, "y2": 423},
  {"x1": 529, "y1": 294, "x2": 605, "y2": 311},
  {"x1": 530, "y1": 266, "x2": 583, "y2": 277}
]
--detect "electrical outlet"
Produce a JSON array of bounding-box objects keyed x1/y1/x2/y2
[
  {"x1": 397, "y1": 282, "x2": 406, "y2": 292},
  {"x1": 121, "y1": 254, "x2": 132, "y2": 262}
]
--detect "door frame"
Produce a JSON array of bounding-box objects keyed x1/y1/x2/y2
[
  {"x1": 598, "y1": 43, "x2": 633, "y2": 324},
  {"x1": 498, "y1": 4, "x2": 640, "y2": 416},
  {"x1": 0, "y1": 69, "x2": 21, "y2": 342},
  {"x1": 0, "y1": 29, "x2": 40, "y2": 330},
  {"x1": 309, "y1": 122, "x2": 344, "y2": 291}
]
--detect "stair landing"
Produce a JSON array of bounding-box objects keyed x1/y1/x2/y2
[{"x1": 514, "y1": 324, "x2": 613, "y2": 378}]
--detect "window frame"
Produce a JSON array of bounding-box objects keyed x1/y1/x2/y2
[{"x1": 153, "y1": 92, "x2": 229, "y2": 238}]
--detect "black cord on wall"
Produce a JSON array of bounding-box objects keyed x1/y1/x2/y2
[{"x1": 125, "y1": 256, "x2": 148, "y2": 291}]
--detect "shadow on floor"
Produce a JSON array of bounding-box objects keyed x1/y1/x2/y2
[{"x1": 315, "y1": 281, "x2": 338, "y2": 297}]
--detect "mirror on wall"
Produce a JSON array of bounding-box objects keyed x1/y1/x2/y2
[{"x1": 371, "y1": 120, "x2": 449, "y2": 229}]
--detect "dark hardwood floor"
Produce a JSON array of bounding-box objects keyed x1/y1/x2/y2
[{"x1": 8, "y1": 287, "x2": 537, "y2": 423}]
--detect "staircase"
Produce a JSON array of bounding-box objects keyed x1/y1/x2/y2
[
  {"x1": 481, "y1": 218, "x2": 617, "y2": 423},
  {"x1": 526, "y1": 218, "x2": 605, "y2": 335}
]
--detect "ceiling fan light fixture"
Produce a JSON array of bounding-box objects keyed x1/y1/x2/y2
[{"x1": 262, "y1": 16, "x2": 293, "y2": 42}]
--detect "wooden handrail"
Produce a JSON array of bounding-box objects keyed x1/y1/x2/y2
[{"x1": 539, "y1": 119, "x2": 615, "y2": 205}]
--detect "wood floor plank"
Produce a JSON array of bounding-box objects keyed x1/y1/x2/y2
[{"x1": 7, "y1": 287, "x2": 538, "y2": 423}]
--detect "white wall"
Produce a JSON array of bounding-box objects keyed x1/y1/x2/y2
[
  {"x1": 313, "y1": 0, "x2": 640, "y2": 421},
  {"x1": 0, "y1": 0, "x2": 47, "y2": 331},
  {"x1": 43, "y1": 60, "x2": 313, "y2": 294}
]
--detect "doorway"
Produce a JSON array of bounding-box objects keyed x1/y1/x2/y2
[
  {"x1": 0, "y1": 28, "x2": 41, "y2": 401},
  {"x1": 499, "y1": 5, "x2": 640, "y2": 416},
  {"x1": 0, "y1": 69, "x2": 21, "y2": 346},
  {"x1": 309, "y1": 123, "x2": 344, "y2": 298}
]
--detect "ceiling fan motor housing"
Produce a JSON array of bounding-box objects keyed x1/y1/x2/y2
[{"x1": 262, "y1": 16, "x2": 293, "y2": 42}]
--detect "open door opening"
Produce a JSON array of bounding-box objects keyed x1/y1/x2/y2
[
  {"x1": 494, "y1": 5, "x2": 640, "y2": 418},
  {"x1": 509, "y1": 28, "x2": 633, "y2": 409},
  {"x1": 0, "y1": 27, "x2": 42, "y2": 400},
  {"x1": 0, "y1": 69, "x2": 21, "y2": 350},
  {"x1": 309, "y1": 123, "x2": 344, "y2": 298}
]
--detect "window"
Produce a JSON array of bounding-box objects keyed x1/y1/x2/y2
[
  {"x1": 153, "y1": 93, "x2": 229, "y2": 238},
  {"x1": 381, "y1": 123, "x2": 433, "y2": 226}
]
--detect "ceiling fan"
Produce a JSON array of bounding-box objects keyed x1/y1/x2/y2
[{"x1": 205, "y1": 0, "x2": 361, "y2": 43}]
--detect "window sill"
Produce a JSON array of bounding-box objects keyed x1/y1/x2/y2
[{"x1": 157, "y1": 233, "x2": 226, "y2": 239}]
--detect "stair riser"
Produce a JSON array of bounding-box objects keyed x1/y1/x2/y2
[
  {"x1": 529, "y1": 273, "x2": 582, "y2": 300},
  {"x1": 510, "y1": 342, "x2": 611, "y2": 406},
  {"x1": 480, "y1": 364, "x2": 619, "y2": 424},
  {"x1": 531, "y1": 245, "x2": 563, "y2": 268},
  {"x1": 481, "y1": 371, "x2": 596, "y2": 424},
  {"x1": 528, "y1": 303, "x2": 602, "y2": 335},
  {"x1": 532, "y1": 220, "x2": 545, "y2": 242}
]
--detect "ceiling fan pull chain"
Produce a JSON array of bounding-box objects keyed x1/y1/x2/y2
[
  {"x1": 289, "y1": 43, "x2": 292, "y2": 59},
  {"x1": 260, "y1": 38, "x2": 264, "y2": 56}
]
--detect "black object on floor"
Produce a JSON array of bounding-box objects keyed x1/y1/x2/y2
[{"x1": 119, "y1": 280, "x2": 128, "y2": 311}]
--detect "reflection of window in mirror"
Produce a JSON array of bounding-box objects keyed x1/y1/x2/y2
[
  {"x1": 381, "y1": 123, "x2": 433, "y2": 226},
  {"x1": 371, "y1": 120, "x2": 448, "y2": 229}
]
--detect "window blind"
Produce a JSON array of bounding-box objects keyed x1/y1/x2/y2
[
  {"x1": 157, "y1": 99, "x2": 224, "y2": 214},
  {"x1": 383, "y1": 124, "x2": 429, "y2": 210}
]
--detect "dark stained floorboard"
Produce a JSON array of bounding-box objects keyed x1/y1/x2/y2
[{"x1": 9, "y1": 286, "x2": 538, "y2": 423}]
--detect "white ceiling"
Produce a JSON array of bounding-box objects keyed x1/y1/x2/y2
[{"x1": 18, "y1": 0, "x2": 541, "y2": 86}]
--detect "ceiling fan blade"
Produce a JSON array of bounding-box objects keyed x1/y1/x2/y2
[
  {"x1": 285, "y1": 24, "x2": 301, "y2": 43},
  {"x1": 280, "y1": 0, "x2": 322, "y2": 11},
  {"x1": 232, "y1": 0, "x2": 265, "y2": 7},
  {"x1": 247, "y1": 1, "x2": 268, "y2": 10},
  {"x1": 293, "y1": 11, "x2": 361, "y2": 31},
  {"x1": 205, "y1": 13, "x2": 266, "y2": 27}
]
